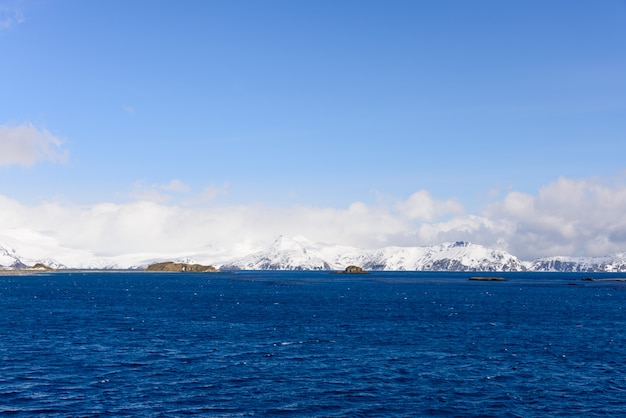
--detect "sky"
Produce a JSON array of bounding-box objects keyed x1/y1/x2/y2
[{"x1": 1, "y1": 0, "x2": 626, "y2": 263}]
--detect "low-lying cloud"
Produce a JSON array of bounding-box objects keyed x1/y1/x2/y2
[
  {"x1": 0, "y1": 123, "x2": 69, "y2": 167},
  {"x1": 1, "y1": 175, "x2": 626, "y2": 264}
]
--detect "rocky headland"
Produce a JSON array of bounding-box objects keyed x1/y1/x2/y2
[{"x1": 145, "y1": 262, "x2": 219, "y2": 272}]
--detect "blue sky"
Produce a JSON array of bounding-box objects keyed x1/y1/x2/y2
[{"x1": 1, "y1": 1, "x2": 626, "y2": 262}]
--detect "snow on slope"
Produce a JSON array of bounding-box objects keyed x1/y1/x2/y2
[
  {"x1": 0, "y1": 243, "x2": 25, "y2": 269},
  {"x1": 3, "y1": 231, "x2": 626, "y2": 272},
  {"x1": 0, "y1": 234, "x2": 210, "y2": 270},
  {"x1": 324, "y1": 241, "x2": 526, "y2": 271},
  {"x1": 0, "y1": 231, "x2": 84, "y2": 269},
  {"x1": 218, "y1": 237, "x2": 525, "y2": 271},
  {"x1": 528, "y1": 253, "x2": 626, "y2": 272},
  {"x1": 220, "y1": 235, "x2": 331, "y2": 270}
]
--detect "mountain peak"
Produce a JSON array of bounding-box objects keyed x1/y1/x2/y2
[
  {"x1": 271, "y1": 235, "x2": 304, "y2": 252},
  {"x1": 451, "y1": 241, "x2": 470, "y2": 247},
  {"x1": 222, "y1": 235, "x2": 328, "y2": 270}
]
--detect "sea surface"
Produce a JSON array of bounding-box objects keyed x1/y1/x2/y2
[{"x1": 1, "y1": 271, "x2": 626, "y2": 417}]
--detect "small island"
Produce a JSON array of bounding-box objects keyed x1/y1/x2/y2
[
  {"x1": 469, "y1": 276, "x2": 506, "y2": 281},
  {"x1": 145, "y1": 262, "x2": 219, "y2": 272},
  {"x1": 331, "y1": 265, "x2": 369, "y2": 274}
]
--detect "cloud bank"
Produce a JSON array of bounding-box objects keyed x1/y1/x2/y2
[
  {"x1": 1, "y1": 176, "x2": 625, "y2": 264},
  {"x1": 0, "y1": 123, "x2": 69, "y2": 167}
]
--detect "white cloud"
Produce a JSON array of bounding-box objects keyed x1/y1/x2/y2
[
  {"x1": 483, "y1": 176, "x2": 626, "y2": 259},
  {"x1": 130, "y1": 179, "x2": 191, "y2": 202},
  {"x1": 2, "y1": 175, "x2": 626, "y2": 265},
  {"x1": 0, "y1": 5, "x2": 24, "y2": 30},
  {"x1": 397, "y1": 190, "x2": 464, "y2": 221},
  {"x1": 193, "y1": 183, "x2": 229, "y2": 203},
  {"x1": 203, "y1": 183, "x2": 228, "y2": 199},
  {"x1": 0, "y1": 123, "x2": 69, "y2": 167},
  {"x1": 129, "y1": 181, "x2": 171, "y2": 203},
  {"x1": 161, "y1": 179, "x2": 190, "y2": 193}
]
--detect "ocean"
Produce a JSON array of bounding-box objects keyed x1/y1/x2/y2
[{"x1": 1, "y1": 271, "x2": 625, "y2": 416}]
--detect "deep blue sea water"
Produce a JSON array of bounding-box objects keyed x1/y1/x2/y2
[{"x1": 1, "y1": 271, "x2": 626, "y2": 417}]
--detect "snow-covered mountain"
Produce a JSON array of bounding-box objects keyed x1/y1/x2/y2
[
  {"x1": 215, "y1": 238, "x2": 626, "y2": 272},
  {"x1": 218, "y1": 238, "x2": 525, "y2": 271},
  {"x1": 528, "y1": 254, "x2": 626, "y2": 272},
  {"x1": 334, "y1": 241, "x2": 526, "y2": 271},
  {"x1": 3, "y1": 234, "x2": 626, "y2": 272},
  {"x1": 0, "y1": 244, "x2": 26, "y2": 269},
  {"x1": 0, "y1": 236, "x2": 224, "y2": 271},
  {"x1": 220, "y1": 235, "x2": 331, "y2": 270}
]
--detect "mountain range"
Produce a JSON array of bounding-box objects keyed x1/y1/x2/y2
[{"x1": 2, "y1": 235, "x2": 626, "y2": 272}]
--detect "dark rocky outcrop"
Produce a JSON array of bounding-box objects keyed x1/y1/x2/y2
[
  {"x1": 345, "y1": 265, "x2": 365, "y2": 274},
  {"x1": 330, "y1": 265, "x2": 368, "y2": 274},
  {"x1": 145, "y1": 262, "x2": 218, "y2": 272},
  {"x1": 30, "y1": 263, "x2": 54, "y2": 271}
]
